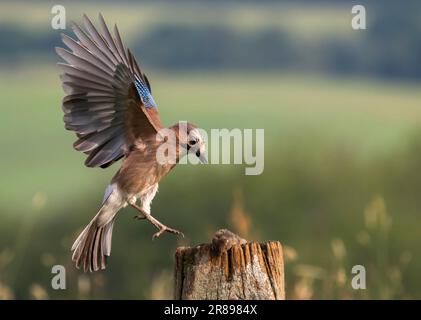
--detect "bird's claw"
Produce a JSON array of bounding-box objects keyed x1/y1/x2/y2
[
  {"x1": 152, "y1": 226, "x2": 184, "y2": 240},
  {"x1": 129, "y1": 203, "x2": 184, "y2": 239}
]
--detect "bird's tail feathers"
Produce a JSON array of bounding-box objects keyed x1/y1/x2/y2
[
  {"x1": 71, "y1": 185, "x2": 123, "y2": 272},
  {"x1": 71, "y1": 216, "x2": 115, "y2": 272}
]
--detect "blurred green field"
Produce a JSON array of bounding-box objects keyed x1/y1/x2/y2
[
  {"x1": 1, "y1": 66, "x2": 421, "y2": 212},
  {"x1": 1, "y1": 66, "x2": 421, "y2": 299}
]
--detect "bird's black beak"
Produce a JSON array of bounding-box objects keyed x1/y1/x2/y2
[{"x1": 196, "y1": 150, "x2": 208, "y2": 164}]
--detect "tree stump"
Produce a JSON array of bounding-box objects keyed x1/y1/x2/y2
[{"x1": 174, "y1": 229, "x2": 285, "y2": 300}]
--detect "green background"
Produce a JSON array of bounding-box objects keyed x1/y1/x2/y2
[{"x1": 0, "y1": 0, "x2": 420, "y2": 299}]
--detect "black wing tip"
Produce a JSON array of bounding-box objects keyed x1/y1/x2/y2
[{"x1": 84, "y1": 159, "x2": 96, "y2": 168}]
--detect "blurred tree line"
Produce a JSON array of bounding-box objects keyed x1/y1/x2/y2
[{"x1": 1, "y1": 3, "x2": 421, "y2": 80}]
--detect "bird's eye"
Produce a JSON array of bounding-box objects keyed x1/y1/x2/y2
[{"x1": 189, "y1": 140, "x2": 197, "y2": 146}]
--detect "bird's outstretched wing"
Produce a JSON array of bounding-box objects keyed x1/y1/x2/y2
[{"x1": 56, "y1": 13, "x2": 163, "y2": 168}]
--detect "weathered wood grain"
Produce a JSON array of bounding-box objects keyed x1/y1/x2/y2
[{"x1": 174, "y1": 229, "x2": 285, "y2": 300}]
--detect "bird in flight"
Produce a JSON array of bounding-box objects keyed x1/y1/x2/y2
[{"x1": 56, "y1": 14, "x2": 207, "y2": 272}]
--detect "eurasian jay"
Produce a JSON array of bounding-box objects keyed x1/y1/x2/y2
[{"x1": 56, "y1": 14, "x2": 207, "y2": 272}]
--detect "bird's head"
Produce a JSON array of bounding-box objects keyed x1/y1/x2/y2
[
  {"x1": 186, "y1": 126, "x2": 208, "y2": 164},
  {"x1": 173, "y1": 122, "x2": 207, "y2": 164}
]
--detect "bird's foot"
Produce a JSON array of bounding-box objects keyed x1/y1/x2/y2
[
  {"x1": 152, "y1": 225, "x2": 184, "y2": 240},
  {"x1": 129, "y1": 203, "x2": 184, "y2": 239}
]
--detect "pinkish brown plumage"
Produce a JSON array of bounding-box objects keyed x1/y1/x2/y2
[{"x1": 57, "y1": 14, "x2": 207, "y2": 272}]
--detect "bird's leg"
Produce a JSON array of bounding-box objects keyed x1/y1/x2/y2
[
  {"x1": 129, "y1": 203, "x2": 184, "y2": 239},
  {"x1": 129, "y1": 198, "x2": 146, "y2": 220}
]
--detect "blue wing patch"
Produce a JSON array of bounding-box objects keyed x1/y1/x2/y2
[{"x1": 134, "y1": 76, "x2": 157, "y2": 109}]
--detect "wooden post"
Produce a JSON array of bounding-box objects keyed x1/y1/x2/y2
[{"x1": 174, "y1": 229, "x2": 285, "y2": 300}]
